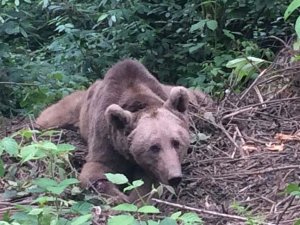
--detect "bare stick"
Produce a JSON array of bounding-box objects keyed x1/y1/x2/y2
[
  {"x1": 152, "y1": 198, "x2": 248, "y2": 221},
  {"x1": 240, "y1": 69, "x2": 267, "y2": 100}
]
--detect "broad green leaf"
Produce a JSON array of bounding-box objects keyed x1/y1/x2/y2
[
  {"x1": 123, "y1": 185, "x2": 135, "y2": 192},
  {"x1": 20, "y1": 145, "x2": 38, "y2": 162},
  {"x1": 47, "y1": 186, "x2": 66, "y2": 195},
  {"x1": 0, "y1": 142, "x2": 4, "y2": 155},
  {"x1": 159, "y1": 218, "x2": 177, "y2": 225},
  {"x1": 132, "y1": 180, "x2": 144, "y2": 188},
  {"x1": 98, "y1": 13, "x2": 108, "y2": 22},
  {"x1": 33, "y1": 178, "x2": 58, "y2": 189},
  {"x1": 55, "y1": 144, "x2": 76, "y2": 153},
  {"x1": 71, "y1": 201, "x2": 93, "y2": 215},
  {"x1": 179, "y1": 212, "x2": 203, "y2": 224},
  {"x1": 40, "y1": 141, "x2": 57, "y2": 151},
  {"x1": 137, "y1": 205, "x2": 160, "y2": 214},
  {"x1": 1, "y1": 137, "x2": 18, "y2": 156},
  {"x1": 284, "y1": 0, "x2": 300, "y2": 20},
  {"x1": 107, "y1": 215, "x2": 135, "y2": 225},
  {"x1": 0, "y1": 159, "x2": 4, "y2": 177},
  {"x1": 223, "y1": 29, "x2": 235, "y2": 40},
  {"x1": 60, "y1": 178, "x2": 79, "y2": 187},
  {"x1": 105, "y1": 173, "x2": 128, "y2": 185},
  {"x1": 33, "y1": 196, "x2": 56, "y2": 204},
  {"x1": 226, "y1": 58, "x2": 247, "y2": 68},
  {"x1": 296, "y1": 16, "x2": 300, "y2": 38},
  {"x1": 206, "y1": 20, "x2": 218, "y2": 31},
  {"x1": 170, "y1": 211, "x2": 182, "y2": 220},
  {"x1": 71, "y1": 214, "x2": 92, "y2": 225},
  {"x1": 112, "y1": 203, "x2": 138, "y2": 212},
  {"x1": 189, "y1": 43, "x2": 205, "y2": 54},
  {"x1": 147, "y1": 220, "x2": 159, "y2": 225},
  {"x1": 28, "y1": 208, "x2": 44, "y2": 215},
  {"x1": 0, "y1": 222, "x2": 10, "y2": 225},
  {"x1": 294, "y1": 219, "x2": 300, "y2": 225},
  {"x1": 285, "y1": 183, "x2": 300, "y2": 196},
  {"x1": 189, "y1": 20, "x2": 206, "y2": 32}
]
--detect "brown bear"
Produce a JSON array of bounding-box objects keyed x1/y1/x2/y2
[{"x1": 36, "y1": 59, "x2": 213, "y2": 203}]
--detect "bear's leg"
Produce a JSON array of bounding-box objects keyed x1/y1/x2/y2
[
  {"x1": 79, "y1": 162, "x2": 129, "y2": 203},
  {"x1": 36, "y1": 91, "x2": 86, "y2": 129}
]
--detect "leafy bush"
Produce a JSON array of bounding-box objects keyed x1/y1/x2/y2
[
  {"x1": 0, "y1": 0, "x2": 294, "y2": 116},
  {"x1": 0, "y1": 129, "x2": 203, "y2": 225}
]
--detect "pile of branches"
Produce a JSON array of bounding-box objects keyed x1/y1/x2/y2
[{"x1": 161, "y1": 41, "x2": 300, "y2": 225}]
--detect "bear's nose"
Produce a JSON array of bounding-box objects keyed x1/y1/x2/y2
[{"x1": 168, "y1": 176, "x2": 182, "y2": 187}]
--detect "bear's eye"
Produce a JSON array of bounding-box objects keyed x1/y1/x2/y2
[
  {"x1": 149, "y1": 144, "x2": 161, "y2": 154},
  {"x1": 172, "y1": 139, "x2": 180, "y2": 148}
]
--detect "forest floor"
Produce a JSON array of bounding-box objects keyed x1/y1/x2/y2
[{"x1": 2, "y1": 50, "x2": 300, "y2": 225}]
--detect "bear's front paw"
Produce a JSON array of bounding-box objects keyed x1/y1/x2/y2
[{"x1": 87, "y1": 178, "x2": 130, "y2": 204}]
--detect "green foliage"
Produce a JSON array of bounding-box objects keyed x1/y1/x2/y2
[
  {"x1": 0, "y1": 0, "x2": 294, "y2": 115},
  {"x1": 230, "y1": 202, "x2": 264, "y2": 225},
  {"x1": 0, "y1": 129, "x2": 91, "y2": 225},
  {"x1": 106, "y1": 173, "x2": 202, "y2": 225},
  {"x1": 285, "y1": 183, "x2": 300, "y2": 225},
  {"x1": 0, "y1": 129, "x2": 203, "y2": 225}
]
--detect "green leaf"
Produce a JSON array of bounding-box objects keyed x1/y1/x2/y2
[
  {"x1": 40, "y1": 141, "x2": 58, "y2": 151},
  {"x1": 295, "y1": 16, "x2": 300, "y2": 39},
  {"x1": 1, "y1": 137, "x2": 18, "y2": 156},
  {"x1": 55, "y1": 144, "x2": 76, "y2": 153},
  {"x1": 60, "y1": 178, "x2": 79, "y2": 187},
  {"x1": 28, "y1": 208, "x2": 44, "y2": 215},
  {"x1": 285, "y1": 183, "x2": 300, "y2": 196},
  {"x1": 105, "y1": 173, "x2": 129, "y2": 185},
  {"x1": 206, "y1": 20, "x2": 218, "y2": 31},
  {"x1": 0, "y1": 159, "x2": 4, "y2": 177},
  {"x1": 188, "y1": 43, "x2": 205, "y2": 54},
  {"x1": 108, "y1": 215, "x2": 135, "y2": 225},
  {"x1": 284, "y1": 0, "x2": 300, "y2": 20},
  {"x1": 294, "y1": 219, "x2": 300, "y2": 225},
  {"x1": 132, "y1": 180, "x2": 144, "y2": 188},
  {"x1": 137, "y1": 205, "x2": 160, "y2": 214},
  {"x1": 97, "y1": 13, "x2": 108, "y2": 22},
  {"x1": 223, "y1": 29, "x2": 235, "y2": 40},
  {"x1": 47, "y1": 186, "x2": 66, "y2": 195},
  {"x1": 147, "y1": 221, "x2": 159, "y2": 225},
  {"x1": 71, "y1": 214, "x2": 92, "y2": 225},
  {"x1": 112, "y1": 203, "x2": 138, "y2": 212},
  {"x1": 190, "y1": 20, "x2": 206, "y2": 32},
  {"x1": 20, "y1": 145, "x2": 38, "y2": 162},
  {"x1": 0, "y1": 143, "x2": 4, "y2": 155},
  {"x1": 71, "y1": 201, "x2": 93, "y2": 215},
  {"x1": 170, "y1": 211, "x2": 182, "y2": 220},
  {"x1": 179, "y1": 212, "x2": 203, "y2": 224},
  {"x1": 159, "y1": 218, "x2": 177, "y2": 225},
  {"x1": 33, "y1": 178, "x2": 58, "y2": 189}
]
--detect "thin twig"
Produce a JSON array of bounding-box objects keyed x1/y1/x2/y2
[
  {"x1": 152, "y1": 198, "x2": 275, "y2": 224},
  {"x1": 276, "y1": 195, "x2": 296, "y2": 225},
  {"x1": 152, "y1": 198, "x2": 248, "y2": 221}
]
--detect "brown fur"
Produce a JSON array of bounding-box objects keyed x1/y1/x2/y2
[{"x1": 36, "y1": 59, "x2": 213, "y2": 203}]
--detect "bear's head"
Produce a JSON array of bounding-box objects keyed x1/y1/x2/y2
[{"x1": 105, "y1": 87, "x2": 190, "y2": 187}]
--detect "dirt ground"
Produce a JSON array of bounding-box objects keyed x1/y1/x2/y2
[{"x1": 2, "y1": 48, "x2": 300, "y2": 225}]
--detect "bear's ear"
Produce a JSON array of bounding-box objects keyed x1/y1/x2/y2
[
  {"x1": 105, "y1": 104, "x2": 133, "y2": 130},
  {"x1": 164, "y1": 87, "x2": 189, "y2": 113}
]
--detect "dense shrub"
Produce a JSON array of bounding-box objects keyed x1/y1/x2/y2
[{"x1": 0, "y1": 0, "x2": 294, "y2": 116}]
